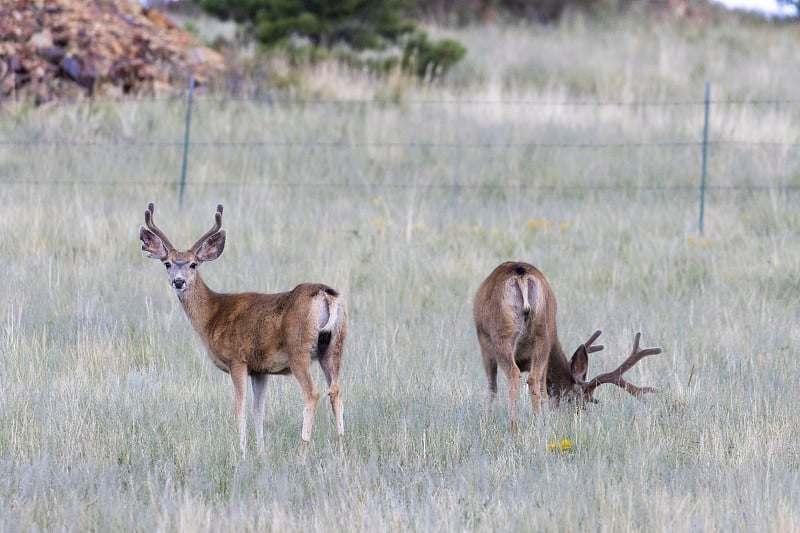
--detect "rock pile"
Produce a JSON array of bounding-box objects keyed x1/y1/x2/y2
[{"x1": 0, "y1": 0, "x2": 225, "y2": 102}]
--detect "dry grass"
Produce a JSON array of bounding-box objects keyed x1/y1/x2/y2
[{"x1": 1, "y1": 10, "x2": 799, "y2": 532}]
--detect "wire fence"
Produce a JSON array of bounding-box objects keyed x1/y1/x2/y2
[
  {"x1": 2, "y1": 139, "x2": 797, "y2": 149},
  {"x1": 2, "y1": 90, "x2": 799, "y2": 209}
]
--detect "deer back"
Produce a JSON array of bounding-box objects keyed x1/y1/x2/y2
[{"x1": 181, "y1": 283, "x2": 343, "y2": 375}]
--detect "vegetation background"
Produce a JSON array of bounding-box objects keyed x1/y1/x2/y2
[{"x1": 1, "y1": 0, "x2": 799, "y2": 530}]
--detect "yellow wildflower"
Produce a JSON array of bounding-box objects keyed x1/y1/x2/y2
[
  {"x1": 548, "y1": 438, "x2": 574, "y2": 452},
  {"x1": 687, "y1": 235, "x2": 711, "y2": 248},
  {"x1": 527, "y1": 218, "x2": 555, "y2": 230},
  {"x1": 371, "y1": 218, "x2": 393, "y2": 231}
]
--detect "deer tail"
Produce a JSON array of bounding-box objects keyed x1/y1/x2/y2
[{"x1": 318, "y1": 287, "x2": 341, "y2": 333}]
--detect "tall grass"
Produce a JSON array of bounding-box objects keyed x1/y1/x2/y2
[{"x1": 1, "y1": 12, "x2": 799, "y2": 531}]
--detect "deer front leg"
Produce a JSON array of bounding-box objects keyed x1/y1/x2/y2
[
  {"x1": 251, "y1": 374, "x2": 269, "y2": 454},
  {"x1": 526, "y1": 354, "x2": 548, "y2": 416},
  {"x1": 230, "y1": 365, "x2": 248, "y2": 457}
]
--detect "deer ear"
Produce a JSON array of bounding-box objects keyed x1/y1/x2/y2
[
  {"x1": 139, "y1": 226, "x2": 168, "y2": 260},
  {"x1": 570, "y1": 344, "x2": 589, "y2": 383},
  {"x1": 196, "y1": 230, "x2": 225, "y2": 262}
]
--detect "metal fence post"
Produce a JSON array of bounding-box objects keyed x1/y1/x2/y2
[
  {"x1": 179, "y1": 75, "x2": 195, "y2": 209},
  {"x1": 699, "y1": 81, "x2": 710, "y2": 235}
]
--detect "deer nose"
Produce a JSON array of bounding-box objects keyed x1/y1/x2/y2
[{"x1": 172, "y1": 278, "x2": 186, "y2": 290}]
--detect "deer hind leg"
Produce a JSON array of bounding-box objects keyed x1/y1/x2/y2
[
  {"x1": 482, "y1": 353, "x2": 498, "y2": 418},
  {"x1": 491, "y1": 339, "x2": 521, "y2": 434},
  {"x1": 478, "y1": 332, "x2": 520, "y2": 433},
  {"x1": 498, "y1": 357, "x2": 522, "y2": 435},
  {"x1": 477, "y1": 331, "x2": 499, "y2": 408},
  {"x1": 250, "y1": 374, "x2": 269, "y2": 454},
  {"x1": 289, "y1": 350, "x2": 320, "y2": 459},
  {"x1": 318, "y1": 330, "x2": 345, "y2": 446}
]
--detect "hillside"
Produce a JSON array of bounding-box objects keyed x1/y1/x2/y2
[
  {"x1": 162, "y1": 0, "x2": 798, "y2": 103},
  {"x1": 1, "y1": 0, "x2": 797, "y2": 103}
]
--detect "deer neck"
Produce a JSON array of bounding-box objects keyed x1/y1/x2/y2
[
  {"x1": 176, "y1": 274, "x2": 219, "y2": 334},
  {"x1": 546, "y1": 339, "x2": 575, "y2": 396}
]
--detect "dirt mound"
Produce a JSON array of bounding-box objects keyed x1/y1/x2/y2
[{"x1": 0, "y1": 0, "x2": 225, "y2": 103}]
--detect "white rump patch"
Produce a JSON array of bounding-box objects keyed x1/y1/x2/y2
[
  {"x1": 318, "y1": 294, "x2": 338, "y2": 332},
  {"x1": 508, "y1": 276, "x2": 539, "y2": 316}
]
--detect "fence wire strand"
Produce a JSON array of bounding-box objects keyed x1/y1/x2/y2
[{"x1": 1, "y1": 96, "x2": 799, "y2": 193}]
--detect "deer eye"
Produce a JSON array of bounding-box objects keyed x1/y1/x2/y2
[
  {"x1": 163, "y1": 262, "x2": 171, "y2": 269},
  {"x1": 190, "y1": 263, "x2": 198, "y2": 270}
]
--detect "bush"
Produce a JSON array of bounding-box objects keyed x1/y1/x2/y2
[
  {"x1": 402, "y1": 32, "x2": 467, "y2": 80},
  {"x1": 194, "y1": 0, "x2": 415, "y2": 49},
  {"x1": 193, "y1": 0, "x2": 467, "y2": 80}
]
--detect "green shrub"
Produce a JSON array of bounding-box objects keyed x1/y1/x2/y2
[
  {"x1": 194, "y1": 0, "x2": 415, "y2": 49},
  {"x1": 402, "y1": 32, "x2": 467, "y2": 80},
  {"x1": 193, "y1": 0, "x2": 467, "y2": 80}
]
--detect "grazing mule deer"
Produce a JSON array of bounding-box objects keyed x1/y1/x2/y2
[
  {"x1": 473, "y1": 261, "x2": 661, "y2": 432},
  {"x1": 139, "y1": 203, "x2": 347, "y2": 456}
]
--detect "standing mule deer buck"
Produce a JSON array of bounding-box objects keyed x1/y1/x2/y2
[
  {"x1": 139, "y1": 203, "x2": 347, "y2": 456},
  {"x1": 473, "y1": 261, "x2": 662, "y2": 433}
]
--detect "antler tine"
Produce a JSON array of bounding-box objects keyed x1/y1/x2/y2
[
  {"x1": 585, "y1": 332, "x2": 662, "y2": 399},
  {"x1": 584, "y1": 329, "x2": 604, "y2": 354},
  {"x1": 190, "y1": 204, "x2": 224, "y2": 252},
  {"x1": 144, "y1": 202, "x2": 174, "y2": 251}
]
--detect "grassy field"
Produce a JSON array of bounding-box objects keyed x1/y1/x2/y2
[{"x1": 2, "y1": 10, "x2": 800, "y2": 532}]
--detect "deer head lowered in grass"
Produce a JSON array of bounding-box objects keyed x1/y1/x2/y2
[{"x1": 473, "y1": 261, "x2": 662, "y2": 432}]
